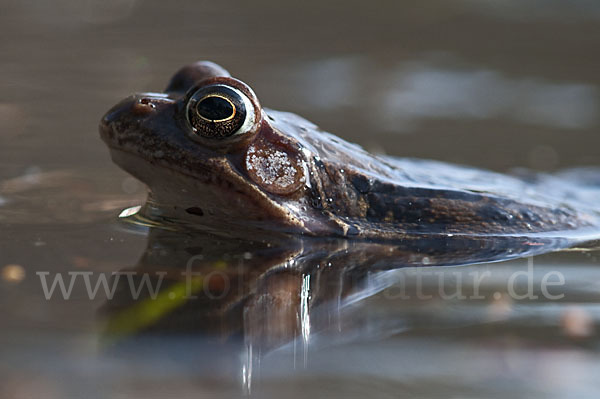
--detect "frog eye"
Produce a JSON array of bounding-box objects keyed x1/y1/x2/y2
[{"x1": 185, "y1": 84, "x2": 256, "y2": 140}]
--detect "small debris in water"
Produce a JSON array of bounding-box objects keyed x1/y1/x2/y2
[
  {"x1": 2, "y1": 264, "x2": 25, "y2": 283},
  {"x1": 561, "y1": 307, "x2": 594, "y2": 338},
  {"x1": 71, "y1": 256, "x2": 90, "y2": 268},
  {"x1": 488, "y1": 293, "x2": 513, "y2": 321}
]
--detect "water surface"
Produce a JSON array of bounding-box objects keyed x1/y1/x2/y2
[{"x1": 1, "y1": 1, "x2": 600, "y2": 398}]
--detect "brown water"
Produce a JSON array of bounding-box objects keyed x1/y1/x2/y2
[{"x1": 2, "y1": 1, "x2": 600, "y2": 398}]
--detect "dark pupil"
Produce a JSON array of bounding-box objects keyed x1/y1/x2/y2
[{"x1": 196, "y1": 96, "x2": 234, "y2": 121}]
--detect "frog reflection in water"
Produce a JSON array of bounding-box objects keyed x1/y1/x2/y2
[
  {"x1": 100, "y1": 61, "x2": 600, "y2": 240},
  {"x1": 100, "y1": 227, "x2": 579, "y2": 383}
]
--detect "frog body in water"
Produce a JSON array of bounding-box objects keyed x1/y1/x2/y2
[{"x1": 100, "y1": 61, "x2": 600, "y2": 240}]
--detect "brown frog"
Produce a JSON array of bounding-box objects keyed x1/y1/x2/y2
[{"x1": 99, "y1": 61, "x2": 600, "y2": 240}]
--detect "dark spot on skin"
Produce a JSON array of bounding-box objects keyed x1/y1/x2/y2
[
  {"x1": 351, "y1": 174, "x2": 371, "y2": 194},
  {"x1": 310, "y1": 192, "x2": 323, "y2": 210},
  {"x1": 186, "y1": 207, "x2": 204, "y2": 216},
  {"x1": 366, "y1": 193, "x2": 389, "y2": 220},
  {"x1": 395, "y1": 198, "x2": 429, "y2": 222},
  {"x1": 489, "y1": 209, "x2": 513, "y2": 222},
  {"x1": 521, "y1": 209, "x2": 537, "y2": 221},
  {"x1": 345, "y1": 223, "x2": 360, "y2": 236},
  {"x1": 473, "y1": 201, "x2": 516, "y2": 225},
  {"x1": 313, "y1": 157, "x2": 325, "y2": 170}
]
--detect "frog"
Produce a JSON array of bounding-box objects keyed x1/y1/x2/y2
[{"x1": 99, "y1": 61, "x2": 600, "y2": 240}]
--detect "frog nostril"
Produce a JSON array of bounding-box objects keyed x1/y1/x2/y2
[{"x1": 131, "y1": 97, "x2": 156, "y2": 115}]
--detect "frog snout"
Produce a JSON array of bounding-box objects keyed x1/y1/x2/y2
[{"x1": 99, "y1": 93, "x2": 172, "y2": 143}]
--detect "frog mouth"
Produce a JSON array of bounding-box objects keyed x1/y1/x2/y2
[{"x1": 105, "y1": 145, "x2": 311, "y2": 233}]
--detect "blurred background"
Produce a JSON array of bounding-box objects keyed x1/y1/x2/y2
[{"x1": 1, "y1": 1, "x2": 600, "y2": 398}]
